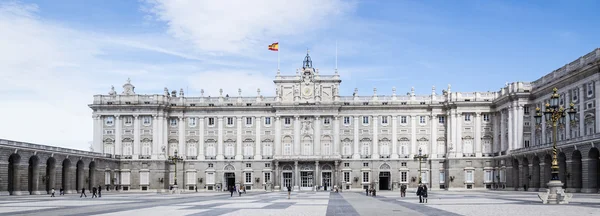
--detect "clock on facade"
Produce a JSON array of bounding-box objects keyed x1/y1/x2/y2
[{"x1": 303, "y1": 87, "x2": 313, "y2": 96}]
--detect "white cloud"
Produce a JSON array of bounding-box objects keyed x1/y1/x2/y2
[{"x1": 141, "y1": 0, "x2": 355, "y2": 54}]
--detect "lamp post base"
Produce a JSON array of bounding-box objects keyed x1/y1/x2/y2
[{"x1": 538, "y1": 180, "x2": 572, "y2": 204}]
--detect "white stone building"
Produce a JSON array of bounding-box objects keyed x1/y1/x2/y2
[{"x1": 89, "y1": 48, "x2": 600, "y2": 192}]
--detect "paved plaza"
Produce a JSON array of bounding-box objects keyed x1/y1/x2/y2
[{"x1": 0, "y1": 190, "x2": 597, "y2": 216}]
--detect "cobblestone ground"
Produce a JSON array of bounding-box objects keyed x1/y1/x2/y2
[{"x1": 0, "y1": 190, "x2": 597, "y2": 216}]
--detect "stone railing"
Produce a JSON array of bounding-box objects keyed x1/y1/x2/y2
[
  {"x1": 273, "y1": 155, "x2": 342, "y2": 161},
  {"x1": 531, "y1": 48, "x2": 600, "y2": 88},
  {"x1": 0, "y1": 139, "x2": 106, "y2": 157}
]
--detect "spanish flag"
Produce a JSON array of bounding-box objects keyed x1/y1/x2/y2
[{"x1": 268, "y1": 42, "x2": 279, "y2": 51}]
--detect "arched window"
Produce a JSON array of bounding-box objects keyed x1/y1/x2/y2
[
  {"x1": 399, "y1": 137, "x2": 409, "y2": 155},
  {"x1": 462, "y1": 136, "x2": 473, "y2": 154},
  {"x1": 380, "y1": 138, "x2": 390, "y2": 156},
  {"x1": 142, "y1": 139, "x2": 152, "y2": 156},
  {"x1": 322, "y1": 136, "x2": 332, "y2": 156},
  {"x1": 206, "y1": 140, "x2": 216, "y2": 157},
  {"x1": 225, "y1": 140, "x2": 235, "y2": 157},
  {"x1": 243, "y1": 140, "x2": 254, "y2": 157},
  {"x1": 187, "y1": 141, "x2": 197, "y2": 157},
  {"x1": 283, "y1": 136, "x2": 292, "y2": 156},
  {"x1": 302, "y1": 136, "x2": 312, "y2": 156},
  {"x1": 418, "y1": 137, "x2": 429, "y2": 154},
  {"x1": 361, "y1": 139, "x2": 371, "y2": 156},
  {"x1": 342, "y1": 139, "x2": 352, "y2": 156},
  {"x1": 262, "y1": 140, "x2": 273, "y2": 156}
]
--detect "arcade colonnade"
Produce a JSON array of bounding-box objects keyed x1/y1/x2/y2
[{"x1": 502, "y1": 145, "x2": 600, "y2": 193}]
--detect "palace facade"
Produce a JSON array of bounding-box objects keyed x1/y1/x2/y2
[{"x1": 78, "y1": 48, "x2": 600, "y2": 193}]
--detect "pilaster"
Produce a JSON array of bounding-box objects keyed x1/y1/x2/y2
[
  {"x1": 115, "y1": 115, "x2": 121, "y2": 155},
  {"x1": 216, "y1": 116, "x2": 224, "y2": 160},
  {"x1": 294, "y1": 116, "x2": 301, "y2": 156},
  {"x1": 178, "y1": 116, "x2": 185, "y2": 156},
  {"x1": 133, "y1": 115, "x2": 140, "y2": 157},
  {"x1": 314, "y1": 116, "x2": 321, "y2": 156},
  {"x1": 410, "y1": 115, "x2": 417, "y2": 156},
  {"x1": 596, "y1": 80, "x2": 600, "y2": 133},
  {"x1": 236, "y1": 117, "x2": 243, "y2": 160},
  {"x1": 455, "y1": 113, "x2": 462, "y2": 157},
  {"x1": 500, "y1": 110, "x2": 506, "y2": 152},
  {"x1": 430, "y1": 114, "x2": 437, "y2": 158},
  {"x1": 353, "y1": 115, "x2": 360, "y2": 159},
  {"x1": 507, "y1": 106, "x2": 513, "y2": 152},
  {"x1": 198, "y1": 117, "x2": 205, "y2": 158},
  {"x1": 579, "y1": 87, "x2": 585, "y2": 137},
  {"x1": 391, "y1": 116, "x2": 399, "y2": 159},
  {"x1": 372, "y1": 115, "x2": 379, "y2": 159},
  {"x1": 475, "y1": 112, "x2": 482, "y2": 157},
  {"x1": 333, "y1": 116, "x2": 340, "y2": 155},
  {"x1": 255, "y1": 116, "x2": 262, "y2": 160},
  {"x1": 275, "y1": 117, "x2": 282, "y2": 156},
  {"x1": 152, "y1": 115, "x2": 159, "y2": 158}
]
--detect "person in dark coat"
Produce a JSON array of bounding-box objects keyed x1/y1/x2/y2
[
  {"x1": 98, "y1": 185, "x2": 102, "y2": 197},
  {"x1": 92, "y1": 187, "x2": 97, "y2": 198},
  {"x1": 422, "y1": 185, "x2": 428, "y2": 203},
  {"x1": 416, "y1": 184, "x2": 423, "y2": 203},
  {"x1": 287, "y1": 186, "x2": 292, "y2": 199},
  {"x1": 230, "y1": 186, "x2": 235, "y2": 197},
  {"x1": 365, "y1": 187, "x2": 369, "y2": 196},
  {"x1": 80, "y1": 187, "x2": 87, "y2": 198},
  {"x1": 400, "y1": 184, "x2": 407, "y2": 197}
]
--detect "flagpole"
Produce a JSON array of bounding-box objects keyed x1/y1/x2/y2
[{"x1": 278, "y1": 44, "x2": 280, "y2": 70}]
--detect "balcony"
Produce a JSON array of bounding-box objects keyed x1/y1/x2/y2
[
  {"x1": 186, "y1": 156, "x2": 197, "y2": 160},
  {"x1": 205, "y1": 156, "x2": 216, "y2": 160},
  {"x1": 138, "y1": 155, "x2": 151, "y2": 159}
]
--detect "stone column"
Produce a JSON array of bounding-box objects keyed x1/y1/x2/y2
[
  {"x1": 430, "y1": 114, "x2": 437, "y2": 158},
  {"x1": 198, "y1": 117, "x2": 205, "y2": 158},
  {"x1": 565, "y1": 91, "x2": 571, "y2": 139},
  {"x1": 152, "y1": 115, "x2": 159, "y2": 158},
  {"x1": 255, "y1": 116, "x2": 262, "y2": 160},
  {"x1": 455, "y1": 113, "x2": 462, "y2": 157},
  {"x1": 596, "y1": 80, "x2": 600, "y2": 133},
  {"x1": 391, "y1": 116, "x2": 399, "y2": 159},
  {"x1": 333, "y1": 116, "x2": 340, "y2": 155},
  {"x1": 566, "y1": 160, "x2": 574, "y2": 192},
  {"x1": 314, "y1": 116, "x2": 321, "y2": 156},
  {"x1": 115, "y1": 115, "x2": 122, "y2": 155},
  {"x1": 353, "y1": 115, "x2": 360, "y2": 159},
  {"x1": 410, "y1": 115, "x2": 417, "y2": 156},
  {"x1": 236, "y1": 117, "x2": 243, "y2": 160},
  {"x1": 475, "y1": 112, "x2": 482, "y2": 157},
  {"x1": 133, "y1": 115, "x2": 140, "y2": 157},
  {"x1": 178, "y1": 116, "x2": 185, "y2": 156},
  {"x1": 507, "y1": 107, "x2": 513, "y2": 152},
  {"x1": 294, "y1": 116, "x2": 301, "y2": 155},
  {"x1": 372, "y1": 116, "x2": 379, "y2": 159},
  {"x1": 275, "y1": 117, "x2": 282, "y2": 156},
  {"x1": 93, "y1": 115, "x2": 102, "y2": 153},
  {"x1": 216, "y1": 117, "x2": 224, "y2": 160},
  {"x1": 274, "y1": 161, "x2": 280, "y2": 190},
  {"x1": 579, "y1": 87, "x2": 585, "y2": 137},
  {"x1": 581, "y1": 158, "x2": 597, "y2": 193},
  {"x1": 162, "y1": 115, "x2": 168, "y2": 155},
  {"x1": 539, "y1": 162, "x2": 547, "y2": 189},
  {"x1": 500, "y1": 110, "x2": 506, "y2": 152},
  {"x1": 448, "y1": 110, "x2": 455, "y2": 155},
  {"x1": 315, "y1": 161, "x2": 320, "y2": 190},
  {"x1": 334, "y1": 161, "x2": 339, "y2": 187},
  {"x1": 294, "y1": 161, "x2": 299, "y2": 190}
]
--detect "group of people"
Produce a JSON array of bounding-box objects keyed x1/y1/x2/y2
[
  {"x1": 365, "y1": 187, "x2": 377, "y2": 196},
  {"x1": 228, "y1": 185, "x2": 247, "y2": 197},
  {"x1": 79, "y1": 185, "x2": 103, "y2": 198},
  {"x1": 416, "y1": 184, "x2": 428, "y2": 203}
]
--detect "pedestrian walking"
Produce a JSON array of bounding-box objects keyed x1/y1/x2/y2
[
  {"x1": 287, "y1": 186, "x2": 291, "y2": 199},
  {"x1": 59, "y1": 187, "x2": 64, "y2": 195},
  {"x1": 400, "y1": 184, "x2": 406, "y2": 197},
  {"x1": 365, "y1": 187, "x2": 369, "y2": 196},
  {"x1": 51, "y1": 188, "x2": 55, "y2": 197},
  {"x1": 195, "y1": 185, "x2": 198, "y2": 192},
  {"x1": 417, "y1": 184, "x2": 423, "y2": 203},
  {"x1": 92, "y1": 187, "x2": 97, "y2": 198},
  {"x1": 243, "y1": 187, "x2": 246, "y2": 194},
  {"x1": 230, "y1": 186, "x2": 235, "y2": 197},
  {"x1": 80, "y1": 187, "x2": 87, "y2": 198},
  {"x1": 98, "y1": 185, "x2": 102, "y2": 197}
]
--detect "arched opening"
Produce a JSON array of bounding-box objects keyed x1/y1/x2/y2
[
  {"x1": 588, "y1": 148, "x2": 600, "y2": 192},
  {"x1": 532, "y1": 156, "x2": 540, "y2": 189},
  {"x1": 512, "y1": 159, "x2": 519, "y2": 189},
  {"x1": 62, "y1": 159, "x2": 71, "y2": 192},
  {"x1": 46, "y1": 157, "x2": 56, "y2": 194},
  {"x1": 88, "y1": 161, "x2": 96, "y2": 190},
  {"x1": 28, "y1": 155, "x2": 40, "y2": 195},
  {"x1": 522, "y1": 158, "x2": 529, "y2": 190},
  {"x1": 571, "y1": 150, "x2": 583, "y2": 190},
  {"x1": 76, "y1": 160, "x2": 85, "y2": 192},
  {"x1": 543, "y1": 154, "x2": 552, "y2": 188},
  {"x1": 8, "y1": 154, "x2": 21, "y2": 195},
  {"x1": 558, "y1": 152, "x2": 567, "y2": 188}
]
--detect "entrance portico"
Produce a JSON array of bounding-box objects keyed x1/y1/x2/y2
[{"x1": 273, "y1": 157, "x2": 340, "y2": 191}]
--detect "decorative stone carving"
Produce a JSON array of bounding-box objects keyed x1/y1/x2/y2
[
  {"x1": 122, "y1": 78, "x2": 135, "y2": 95},
  {"x1": 108, "y1": 86, "x2": 116, "y2": 95}
]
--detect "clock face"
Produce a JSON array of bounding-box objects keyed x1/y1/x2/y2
[{"x1": 303, "y1": 87, "x2": 313, "y2": 96}]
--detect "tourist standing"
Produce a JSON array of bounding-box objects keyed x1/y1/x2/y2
[
  {"x1": 80, "y1": 187, "x2": 87, "y2": 198},
  {"x1": 365, "y1": 187, "x2": 369, "y2": 196},
  {"x1": 59, "y1": 187, "x2": 64, "y2": 195},
  {"x1": 92, "y1": 187, "x2": 97, "y2": 198},
  {"x1": 416, "y1": 184, "x2": 423, "y2": 203},
  {"x1": 287, "y1": 186, "x2": 291, "y2": 199},
  {"x1": 400, "y1": 184, "x2": 406, "y2": 197},
  {"x1": 51, "y1": 188, "x2": 55, "y2": 197},
  {"x1": 230, "y1": 186, "x2": 235, "y2": 197},
  {"x1": 98, "y1": 185, "x2": 102, "y2": 197},
  {"x1": 422, "y1": 185, "x2": 428, "y2": 203}
]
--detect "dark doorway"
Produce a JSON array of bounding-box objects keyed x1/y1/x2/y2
[
  {"x1": 8, "y1": 154, "x2": 21, "y2": 195},
  {"x1": 379, "y1": 172, "x2": 390, "y2": 190},
  {"x1": 225, "y1": 173, "x2": 235, "y2": 190}
]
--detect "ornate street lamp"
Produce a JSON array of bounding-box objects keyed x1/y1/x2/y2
[
  {"x1": 168, "y1": 150, "x2": 184, "y2": 186},
  {"x1": 413, "y1": 148, "x2": 428, "y2": 184},
  {"x1": 534, "y1": 87, "x2": 576, "y2": 204}
]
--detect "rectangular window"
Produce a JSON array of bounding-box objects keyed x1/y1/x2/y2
[
  {"x1": 188, "y1": 117, "x2": 196, "y2": 127},
  {"x1": 122, "y1": 172, "x2": 131, "y2": 185},
  {"x1": 264, "y1": 172, "x2": 271, "y2": 184},
  {"x1": 324, "y1": 118, "x2": 331, "y2": 125},
  {"x1": 343, "y1": 117, "x2": 351, "y2": 125},
  {"x1": 439, "y1": 171, "x2": 445, "y2": 183},
  {"x1": 363, "y1": 162, "x2": 369, "y2": 167},
  {"x1": 401, "y1": 171, "x2": 407, "y2": 183},
  {"x1": 464, "y1": 114, "x2": 471, "y2": 121},
  {"x1": 344, "y1": 172, "x2": 350, "y2": 183},
  {"x1": 246, "y1": 117, "x2": 252, "y2": 125},
  {"x1": 381, "y1": 116, "x2": 388, "y2": 124},
  {"x1": 246, "y1": 163, "x2": 251, "y2": 168},
  {"x1": 245, "y1": 173, "x2": 252, "y2": 184},
  {"x1": 206, "y1": 173, "x2": 215, "y2": 184},
  {"x1": 170, "y1": 118, "x2": 177, "y2": 126},
  {"x1": 421, "y1": 171, "x2": 428, "y2": 183},
  {"x1": 284, "y1": 117, "x2": 291, "y2": 125},
  {"x1": 344, "y1": 162, "x2": 350, "y2": 167},
  {"x1": 400, "y1": 116, "x2": 407, "y2": 124},
  {"x1": 465, "y1": 170, "x2": 474, "y2": 183},
  {"x1": 483, "y1": 114, "x2": 489, "y2": 122},
  {"x1": 362, "y1": 116, "x2": 369, "y2": 124},
  {"x1": 524, "y1": 140, "x2": 530, "y2": 147},
  {"x1": 124, "y1": 117, "x2": 133, "y2": 125},
  {"x1": 401, "y1": 162, "x2": 407, "y2": 167},
  {"x1": 484, "y1": 170, "x2": 492, "y2": 183},
  {"x1": 186, "y1": 172, "x2": 196, "y2": 185},
  {"x1": 227, "y1": 117, "x2": 234, "y2": 126},
  {"x1": 265, "y1": 117, "x2": 271, "y2": 125},
  {"x1": 142, "y1": 116, "x2": 151, "y2": 126},
  {"x1": 419, "y1": 116, "x2": 426, "y2": 124},
  {"x1": 208, "y1": 118, "x2": 215, "y2": 126},
  {"x1": 588, "y1": 82, "x2": 594, "y2": 96},
  {"x1": 265, "y1": 163, "x2": 271, "y2": 168},
  {"x1": 524, "y1": 106, "x2": 530, "y2": 115},
  {"x1": 105, "y1": 116, "x2": 114, "y2": 126},
  {"x1": 438, "y1": 116, "x2": 445, "y2": 124},
  {"x1": 362, "y1": 172, "x2": 369, "y2": 183}
]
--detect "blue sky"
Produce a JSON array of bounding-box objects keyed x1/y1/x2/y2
[{"x1": 0, "y1": 0, "x2": 598, "y2": 150}]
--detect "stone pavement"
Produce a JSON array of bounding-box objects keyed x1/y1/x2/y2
[{"x1": 0, "y1": 190, "x2": 598, "y2": 215}]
